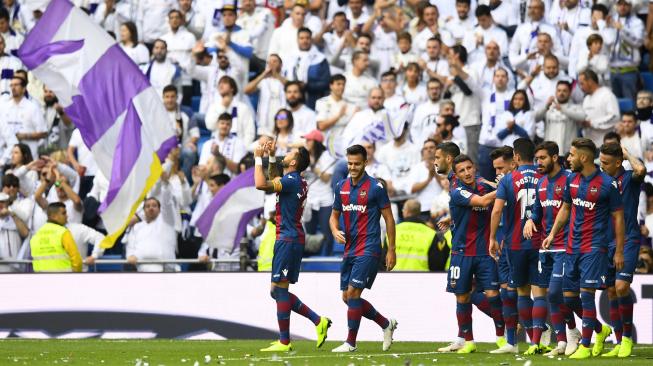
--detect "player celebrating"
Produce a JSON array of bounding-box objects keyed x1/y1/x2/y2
[
  {"x1": 524, "y1": 141, "x2": 582, "y2": 356},
  {"x1": 254, "y1": 141, "x2": 331, "y2": 352},
  {"x1": 446, "y1": 154, "x2": 505, "y2": 354},
  {"x1": 490, "y1": 138, "x2": 544, "y2": 354},
  {"x1": 598, "y1": 143, "x2": 645, "y2": 358},
  {"x1": 330, "y1": 145, "x2": 398, "y2": 353},
  {"x1": 542, "y1": 138, "x2": 624, "y2": 359}
]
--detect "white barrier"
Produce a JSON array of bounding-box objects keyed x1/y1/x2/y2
[{"x1": 0, "y1": 273, "x2": 651, "y2": 343}]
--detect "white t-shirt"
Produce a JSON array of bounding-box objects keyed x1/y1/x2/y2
[{"x1": 69, "y1": 129, "x2": 98, "y2": 176}]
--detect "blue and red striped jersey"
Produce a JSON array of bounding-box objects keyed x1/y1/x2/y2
[
  {"x1": 275, "y1": 171, "x2": 307, "y2": 244},
  {"x1": 333, "y1": 173, "x2": 391, "y2": 257},
  {"x1": 531, "y1": 169, "x2": 571, "y2": 251},
  {"x1": 607, "y1": 168, "x2": 643, "y2": 248},
  {"x1": 496, "y1": 165, "x2": 541, "y2": 250},
  {"x1": 450, "y1": 177, "x2": 495, "y2": 256},
  {"x1": 563, "y1": 169, "x2": 623, "y2": 254}
]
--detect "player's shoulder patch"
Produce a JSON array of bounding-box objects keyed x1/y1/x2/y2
[{"x1": 459, "y1": 189, "x2": 472, "y2": 199}]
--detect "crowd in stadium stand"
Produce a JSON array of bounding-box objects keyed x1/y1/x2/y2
[{"x1": 1, "y1": 0, "x2": 653, "y2": 273}]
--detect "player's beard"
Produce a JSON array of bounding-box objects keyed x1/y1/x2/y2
[{"x1": 570, "y1": 161, "x2": 582, "y2": 172}]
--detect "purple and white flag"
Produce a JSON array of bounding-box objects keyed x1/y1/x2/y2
[
  {"x1": 17, "y1": 0, "x2": 177, "y2": 248},
  {"x1": 196, "y1": 168, "x2": 264, "y2": 250}
]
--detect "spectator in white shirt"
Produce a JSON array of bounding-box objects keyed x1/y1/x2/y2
[
  {"x1": 376, "y1": 119, "x2": 422, "y2": 196},
  {"x1": 138, "y1": 0, "x2": 175, "y2": 46},
  {"x1": 342, "y1": 87, "x2": 393, "y2": 149},
  {"x1": 489, "y1": 0, "x2": 518, "y2": 30},
  {"x1": 0, "y1": 76, "x2": 46, "y2": 159},
  {"x1": 471, "y1": 40, "x2": 513, "y2": 95},
  {"x1": 495, "y1": 90, "x2": 537, "y2": 146},
  {"x1": 567, "y1": 4, "x2": 615, "y2": 79},
  {"x1": 445, "y1": 0, "x2": 475, "y2": 45},
  {"x1": 177, "y1": 0, "x2": 205, "y2": 40},
  {"x1": 478, "y1": 67, "x2": 514, "y2": 179},
  {"x1": 618, "y1": 111, "x2": 643, "y2": 160},
  {"x1": 0, "y1": 191, "x2": 28, "y2": 272},
  {"x1": 380, "y1": 70, "x2": 406, "y2": 117},
  {"x1": 315, "y1": 11, "x2": 351, "y2": 74},
  {"x1": 515, "y1": 32, "x2": 568, "y2": 78},
  {"x1": 344, "y1": 0, "x2": 369, "y2": 32},
  {"x1": 435, "y1": 114, "x2": 468, "y2": 154},
  {"x1": 401, "y1": 62, "x2": 428, "y2": 105},
  {"x1": 412, "y1": 78, "x2": 443, "y2": 145},
  {"x1": 126, "y1": 196, "x2": 177, "y2": 272},
  {"x1": 609, "y1": 0, "x2": 645, "y2": 100},
  {"x1": 519, "y1": 54, "x2": 567, "y2": 112},
  {"x1": 0, "y1": 8, "x2": 23, "y2": 55},
  {"x1": 142, "y1": 39, "x2": 180, "y2": 99},
  {"x1": 34, "y1": 165, "x2": 83, "y2": 225},
  {"x1": 535, "y1": 80, "x2": 586, "y2": 154},
  {"x1": 463, "y1": 5, "x2": 509, "y2": 65},
  {"x1": 408, "y1": 138, "x2": 443, "y2": 218},
  {"x1": 199, "y1": 112, "x2": 246, "y2": 176},
  {"x1": 237, "y1": 0, "x2": 274, "y2": 60},
  {"x1": 343, "y1": 50, "x2": 377, "y2": 109},
  {"x1": 576, "y1": 33, "x2": 610, "y2": 86},
  {"x1": 418, "y1": 36, "x2": 449, "y2": 86},
  {"x1": 268, "y1": 4, "x2": 306, "y2": 63},
  {"x1": 118, "y1": 21, "x2": 150, "y2": 66},
  {"x1": 271, "y1": 108, "x2": 303, "y2": 157},
  {"x1": 392, "y1": 32, "x2": 419, "y2": 81},
  {"x1": 162, "y1": 9, "x2": 196, "y2": 97},
  {"x1": 315, "y1": 74, "x2": 356, "y2": 138},
  {"x1": 363, "y1": 5, "x2": 402, "y2": 76},
  {"x1": 94, "y1": 0, "x2": 119, "y2": 34},
  {"x1": 0, "y1": 35, "x2": 22, "y2": 96},
  {"x1": 284, "y1": 81, "x2": 316, "y2": 137},
  {"x1": 244, "y1": 54, "x2": 287, "y2": 136},
  {"x1": 509, "y1": 0, "x2": 563, "y2": 77},
  {"x1": 162, "y1": 85, "x2": 198, "y2": 181},
  {"x1": 205, "y1": 75, "x2": 256, "y2": 147},
  {"x1": 362, "y1": 140, "x2": 395, "y2": 195},
  {"x1": 413, "y1": 4, "x2": 454, "y2": 55},
  {"x1": 578, "y1": 68, "x2": 620, "y2": 146},
  {"x1": 637, "y1": 90, "x2": 653, "y2": 155},
  {"x1": 42, "y1": 86, "x2": 74, "y2": 152}
]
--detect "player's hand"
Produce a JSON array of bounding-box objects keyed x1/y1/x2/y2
[
  {"x1": 437, "y1": 216, "x2": 451, "y2": 231},
  {"x1": 198, "y1": 255, "x2": 210, "y2": 264},
  {"x1": 523, "y1": 219, "x2": 537, "y2": 240},
  {"x1": 542, "y1": 235, "x2": 553, "y2": 250},
  {"x1": 85, "y1": 256, "x2": 95, "y2": 265},
  {"x1": 489, "y1": 239, "x2": 500, "y2": 261},
  {"x1": 614, "y1": 251, "x2": 625, "y2": 271},
  {"x1": 332, "y1": 230, "x2": 346, "y2": 244},
  {"x1": 385, "y1": 248, "x2": 396, "y2": 271}
]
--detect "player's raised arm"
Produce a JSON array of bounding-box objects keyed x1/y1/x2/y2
[
  {"x1": 381, "y1": 206, "x2": 396, "y2": 271},
  {"x1": 623, "y1": 147, "x2": 647, "y2": 181},
  {"x1": 254, "y1": 142, "x2": 282, "y2": 193}
]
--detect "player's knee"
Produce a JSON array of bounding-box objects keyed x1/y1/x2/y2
[
  {"x1": 615, "y1": 281, "x2": 630, "y2": 297},
  {"x1": 341, "y1": 292, "x2": 348, "y2": 304},
  {"x1": 270, "y1": 287, "x2": 278, "y2": 300},
  {"x1": 606, "y1": 286, "x2": 617, "y2": 300}
]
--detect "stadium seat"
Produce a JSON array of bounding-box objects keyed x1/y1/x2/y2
[
  {"x1": 641, "y1": 53, "x2": 650, "y2": 71},
  {"x1": 302, "y1": 259, "x2": 340, "y2": 272},
  {"x1": 181, "y1": 105, "x2": 194, "y2": 119},
  {"x1": 88, "y1": 255, "x2": 124, "y2": 272},
  {"x1": 191, "y1": 96, "x2": 201, "y2": 113},
  {"x1": 642, "y1": 72, "x2": 653, "y2": 92},
  {"x1": 332, "y1": 242, "x2": 345, "y2": 254},
  {"x1": 618, "y1": 98, "x2": 634, "y2": 113},
  {"x1": 197, "y1": 134, "x2": 211, "y2": 155}
]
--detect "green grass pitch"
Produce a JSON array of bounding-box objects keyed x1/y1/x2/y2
[{"x1": 1, "y1": 340, "x2": 652, "y2": 365}]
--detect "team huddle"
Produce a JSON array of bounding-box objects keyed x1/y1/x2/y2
[
  {"x1": 438, "y1": 137, "x2": 642, "y2": 359},
  {"x1": 251, "y1": 135, "x2": 641, "y2": 359}
]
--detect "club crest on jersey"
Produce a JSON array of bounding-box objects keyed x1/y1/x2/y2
[
  {"x1": 590, "y1": 186, "x2": 598, "y2": 195},
  {"x1": 555, "y1": 185, "x2": 562, "y2": 194},
  {"x1": 359, "y1": 190, "x2": 367, "y2": 197}
]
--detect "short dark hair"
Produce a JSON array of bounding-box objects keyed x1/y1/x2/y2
[
  {"x1": 557, "y1": 80, "x2": 572, "y2": 90},
  {"x1": 153, "y1": 38, "x2": 167, "y2": 49},
  {"x1": 442, "y1": 115, "x2": 460, "y2": 128},
  {"x1": 579, "y1": 69, "x2": 599, "y2": 84},
  {"x1": 12, "y1": 75, "x2": 27, "y2": 88},
  {"x1": 456, "y1": 0, "x2": 471, "y2": 5},
  {"x1": 298, "y1": 26, "x2": 312, "y2": 37},
  {"x1": 218, "y1": 112, "x2": 232, "y2": 122},
  {"x1": 285, "y1": 80, "x2": 304, "y2": 93},
  {"x1": 144, "y1": 197, "x2": 161, "y2": 208},
  {"x1": 599, "y1": 142, "x2": 623, "y2": 160},
  {"x1": 330, "y1": 74, "x2": 346, "y2": 84},
  {"x1": 121, "y1": 21, "x2": 139, "y2": 45},
  {"x1": 535, "y1": 141, "x2": 559, "y2": 158},
  {"x1": 168, "y1": 9, "x2": 182, "y2": 18},
  {"x1": 295, "y1": 147, "x2": 311, "y2": 172},
  {"x1": 380, "y1": 70, "x2": 397, "y2": 80},
  {"x1": 12, "y1": 143, "x2": 33, "y2": 165},
  {"x1": 586, "y1": 34, "x2": 603, "y2": 48},
  {"x1": 622, "y1": 111, "x2": 637, "y2": 120},
  {"x1": 346, "y1": 144, "x2": 368, "y2": 161},
  {"x1": 0, "y1": 8, "x2": 9, "y2": 22},
  {"x1": 208, "y1": 173, "x2": 231, "y2": 186},
  {"x1": 1, "y1": 174, "x2": 19, "y2": 189},
  {"x1": 218, "y1": 75, "x2": 238, "y2": 95},
  {"x1": 571, "y1": 138, "x2": 597, "y2": 159},
  {"x1": 398, "y1": 32, "x2": 412, "y2": 43},
  {"x1": 452, "y1": 154, "x2": 473, "y2": 170},
  {"x1": 352, "y1": 50, "x2": 368, "y2": 63},
  {"x1": 437, "y1": 142, "x2": 460, "y2": 158},
  {"x1": 47, "y1": 202, "x2": 66, "y2": 218},
  {"x1": 591, "y1": 4, "x2": 609, "y2": 17},
  {"x1": 426, "y1": 36, "x2": 442, "y2": 45},
  {"x1": 603, "y1": 131, "x2": 621, "y2": 143},
  {"x1": 450, "y1": 45, "x2": 467, "y2": 64},
  {"x1": 490, "y1": 146, "x2": 514, "y2": 162},
  {"x1": 333, "y1": 11, "x2": 347, "y2": 19},
  {"x1": 475, "y1": 4, "x2": 492, "y2": 17},
  {"x1": 513, "y1": 137, "x2": 535, "y2": 162},
  {"x1": 162, "y1": 84, "x2": 177, "y2": 95}
]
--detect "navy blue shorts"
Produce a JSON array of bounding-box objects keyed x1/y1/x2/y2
[
  {"x1": 340, "y1": 255, "x2": 380, "y2": 291},
  {"x1": 538, "y1": 251, "x2": 578, "y2": 290},
  {"x1": 446, "y1": 254, "x2": 499, "y2": 294},
  {"x1": 271, "y1": 241, "x2": 304, "y2": 284},
  {"x1": 606, "y1": 243, "x2": 641, "y2": 286},
  {"x1": 563, "y1": 251, "x2": 608, "y2": 290},
  {"x1": 507, "y1": 248, "x2": 540, "y2": 288},
  {"x1": 498, "y1": 248, "x2": 510, "y2": 285}
]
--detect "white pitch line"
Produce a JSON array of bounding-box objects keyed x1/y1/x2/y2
[{"x1": 219, "y1": 351, "x2": 442, "y2": 362}]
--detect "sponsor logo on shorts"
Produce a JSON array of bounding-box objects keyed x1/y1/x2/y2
[
  {"x1": 585, "y1": 280, "x2": 598, "y2": 284},
  {"x1": 491, "y1": 282, "x2": 499, "y2": 286},
  {"x1": 618, "y1": 272, "x2": 633, "y2": 277},
  {"x1": 273, "y1": 274, "x2": 280, "y2": 278},
  {"x1": 351, "y1": 278, "x2": 363, "y2": 284}
]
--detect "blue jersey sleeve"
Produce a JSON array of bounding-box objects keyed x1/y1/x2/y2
[
  {"x1": 607, "y1": 179, "x2": 623, "y2": 212},
  {"x1": 374, "y1": 181, "x2": 391, "y2": 209},
  {"x1": 279, "y1": 174, "x2": 299, "y2": 194},
  {"x1": 563, "y1": 175, "x2": 572, "y2": 203},
  {"x1": 332, "y1": 181, "x2": 343, "y2": 211},
  {"x1": 496, "y1": 174, "x2": 509, "y2": 201},
  {"x1": 451, "y1": 187, "x2": 474, "y2": 207}
]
